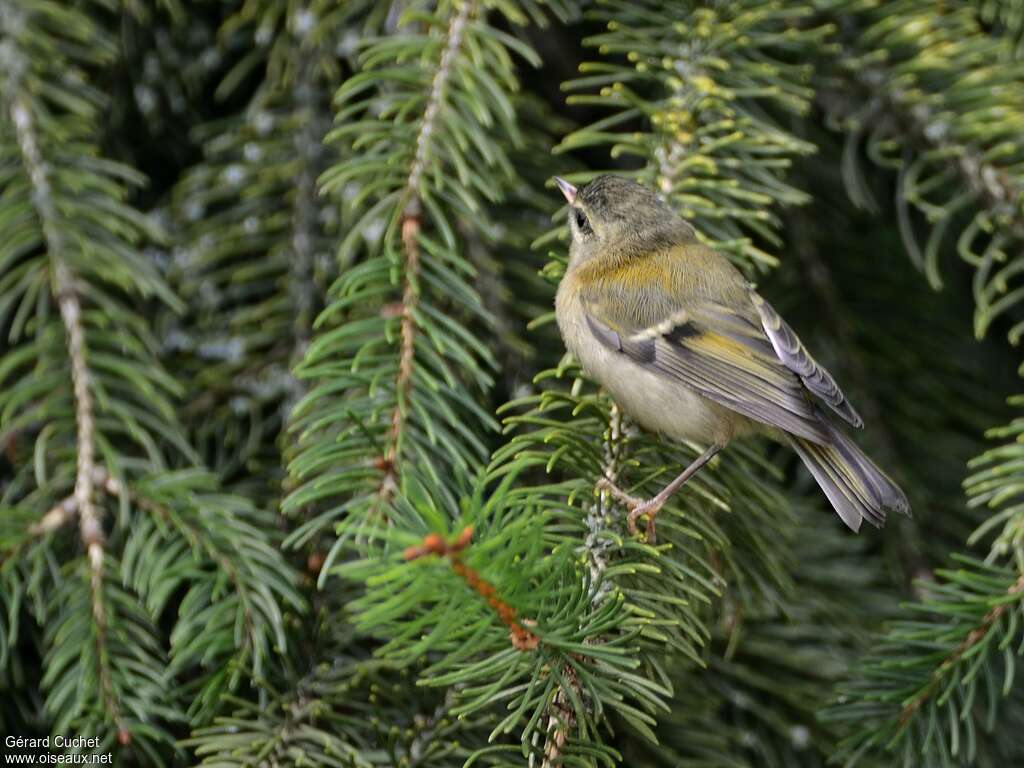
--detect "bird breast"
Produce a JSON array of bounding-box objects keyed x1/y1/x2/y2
[{"x1": 555, "y1": 278, "x2": 736, "y2": 445}]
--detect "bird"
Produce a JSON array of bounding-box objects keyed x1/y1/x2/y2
[{"x1": 552, "y1": 174, "x2": 910, "y2": 542}]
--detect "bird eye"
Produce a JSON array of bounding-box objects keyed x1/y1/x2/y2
[{"x1": 573, "y1": 208, "x2": 591, "y2": 233}]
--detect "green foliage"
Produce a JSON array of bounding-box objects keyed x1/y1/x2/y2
[
  {"x1": 3, "y1": 1, "x2": 1024, "y2": 766},
  {"x1": 772, "y1": 156, "x2": 1010, "y2": 571},
  {"x1": 828, "y1": 397, "x2": 1024, "y2": 766},
  {"x1": 43, "y1": 564, "x2": 181, "y2": 760},
  {"x1": 823, "y1": 556, "x2": 1024, "y2": 768},
  {"x1": 622, "y1": 522, "x2": 889, "y2": 768},
  {"x1": 558, "y1": 0, "x2": 829, "y2": 270},
  {"x1": 0, "y1": 0, "x2": 301, "y2": 753},
  {"x1": 165, "y1": 1, "x2": 368, "y2": 488},
  {"x1": 187, "y1": 656, "x2": 484, "y2": 768},
  {"x1": 121, "y1": 471, "x2": 304, "y2": 719},
  {"x1": 980, "y1": 0, "x2": 1024, "y2": 59},
  {"x1": 804, "y1": 6, "x2": 1024, "y2": 763},
  {"x1": 0, "y1": 0, "x2": 183, "y2": 477},
  {"x1": 818, "y1": 0, "x2": 1024, "y2": 343},
  {"x1": 283, "y1": 0, "x2": 556, "y2": 565}
]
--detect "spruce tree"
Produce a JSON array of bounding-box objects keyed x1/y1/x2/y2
[{"x1": 2, "y1": 1, "x2": 1024, "y2": 766}]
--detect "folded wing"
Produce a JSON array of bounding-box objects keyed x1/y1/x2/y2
[
  {"x1": 584, "y1": 290, "x2": 861, "y2": 443},
  {"x1": 750, "y1": 292, "x2": 862, "y2": 428}
]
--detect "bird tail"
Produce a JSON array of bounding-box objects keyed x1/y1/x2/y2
[{"x1": 787, "y1": 420, "x2": 910, "y2": 532}]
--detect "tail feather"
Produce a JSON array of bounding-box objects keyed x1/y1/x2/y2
[{"x1": 788, "y1": 419, "x2": 910, "y2": 532}]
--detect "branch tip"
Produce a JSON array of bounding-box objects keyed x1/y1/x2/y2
[{"x1": 403, "y1": 527, "x2": 538, "y2": 651}]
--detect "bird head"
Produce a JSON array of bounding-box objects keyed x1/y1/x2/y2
[{"x1": 554, "y1": 174, "x2": 694, "y2": 268}]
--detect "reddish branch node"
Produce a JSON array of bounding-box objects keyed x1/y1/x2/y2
[
  {"x1": 306, "y1": 550, "x2": 326, "y2": 576},
  {"x1": 403, "y1": 526, "x2": 539, "y2": 651}
]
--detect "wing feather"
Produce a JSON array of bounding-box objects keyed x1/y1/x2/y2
[
  {"x1": 575, "y1": 243, "x2": 861, "y2": 441},
  {"x1": 585, "y1": 307, "x2": 831, "y2": 444},
  {"x1": 653, "y1": 340, "x2": 831, "y2": 442},
  {"x1": 751, "y1": 292, "x2": 863, "y2": 428}
]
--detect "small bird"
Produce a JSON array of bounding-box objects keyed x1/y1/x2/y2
[{"x1": 553, "y1": 174, "x2": 909, "y2": 542}]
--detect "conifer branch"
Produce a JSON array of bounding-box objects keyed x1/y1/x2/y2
[
  {"x1": 103, "y1": 472, "x2": 263, "y2": 651},
  {"x1": 378, "y1": 0, "x2": 475, "y2": 510},
  {"x1": 5, "y1": 3, "x2": 1023, "y2": 765},
  {"x1": 825, "y1": 555, "x2": 1024, "y2": 763},
  {"x1": 377, "y1": 213, "x2": 423, "y2": 507},
  {"x1": 540, "y1": 663, "x2": 578, "y2": 768},
  {"x1": 55, "y1": 263, "x2": 103, "y2": 582},
  {"x1": 55, "y1": 273, "x2": 125, "y2": 739},
  {"x1": 591, "y1": 403, "x2": 623, "y2": 597},
  {"x1": 822, "y1": 4, "x2": 1024, "y2": 340},
  {"x1": 168, "y1": 1, "x2": 353, "y2": 485},
  {"x1": 7, "y1": 91, "x2": 126, "y2": 738},
  {"x1": 12, "y1": 97, "x2": 99, "y2": 554},
  {"x1": 7, "y1": 98, "x2": 102, "y2": 551},
  {"x1": 286, "y1": 0, "x2": 514, "y2": 559},
  {"x1": 6, "y1": 97, "x2": 100, "y2": 548},
  {"x1": 404, "y1": 526, "x2": 539, "y2": 651},
  {"x1": 404, "y1": 0, "x2": 472, "y2": 203},
  {"x1": 561, "y1": 2, "x2": 822, "y2": 270},
  {"x1": 853, "y1": 68, "x2": 1024, "y2": 244},
  {"x1": 538, "y1": 404, "x2": 625, "y2": 767},
  {"x1": 899, "y1": 571, "x2": 1024, "y2": 726},
  {"x1": 512, "y1": 5, "x2": 834, "y2": 757},
  {"x1": 25, "y1": 465, "x2": 120, "y2": 537},
  {"x1": 28, "y1": 497, "x2": 78, "y2": 536}
]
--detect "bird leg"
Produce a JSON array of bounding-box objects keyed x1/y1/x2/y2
[{"x1": 597, "y1": 444, "x2": 721, "y2": 543}]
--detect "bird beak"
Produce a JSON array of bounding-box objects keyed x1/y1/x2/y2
[{"x1": 553, "y1": 176, "x2": 577, "y2": 205}]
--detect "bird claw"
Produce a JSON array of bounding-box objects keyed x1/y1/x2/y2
[
  {"x1": 596, "y1": 478, "x2": 661, "y2": 543},
  {"x1": 626, "y1": 500, "x2": 661, "y2": 544}
]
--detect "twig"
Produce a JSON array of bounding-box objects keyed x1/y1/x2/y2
[
  {"x1": 28, "y1": 496, "x2": 78, "y2": 535},
  {"x1": 7, "y1": 91, "x2": 126, "y2": 741},
  {"x1": 899, "y1": 571, "x2": 1024, "y2": 725},
  {"x1": 539, "y1": 404, "x2": 625, "y2": 767},
  {"x1": 404, "y1": 526, "x2": 538, "y2": 651},
  {"x1": 375, "y1": 0, "x2": 474, "y2": 513}
]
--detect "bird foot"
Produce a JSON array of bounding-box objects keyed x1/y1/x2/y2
[
  {"x1": 626, "y1": 499, "x2": 662, "y2": 543},
  {"x1": 595, "y1": 478, "x2": 662, "y2": 543}
]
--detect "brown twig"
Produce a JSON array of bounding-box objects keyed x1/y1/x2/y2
[
  {"x1": 404, "y1": 526, "x2": 538, "y2": 651},
  {"x1": 28, "y1": 496, "x2": 78, "y2": 536},
  {"x1": 374, "y1": 1, "x2": 473, "y2": 514},
  {"x1": 541, "y1": 665, "x2": 578, "y2": 768},
  {"x1": 899, "y1": 571, "x2": 1024, "y2": 725}
]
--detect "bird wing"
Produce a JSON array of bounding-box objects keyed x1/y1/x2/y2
[
  {"x1": 583, "y1": 295, "x2": 833, "y2": 443},
  {"x1": 748, "y1": 292, "x2": 862, "y2": 428},
  {"x1": 576, "y1": 241, "x2": 861, "y2": 442}
]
